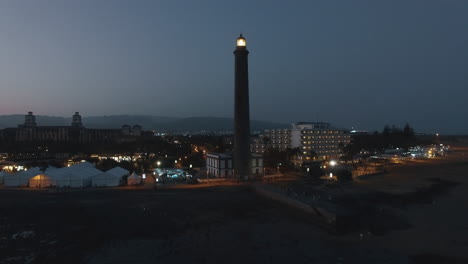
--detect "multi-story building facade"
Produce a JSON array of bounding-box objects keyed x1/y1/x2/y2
[
  {"x1": 292, "y1": 122, "x2": 350, "y2": 161},
  {"x1": 251, "y1": 129, "x2": 290, "y2": 153},
  {"x1": 252, "y1": 122, "x2": 350, "y2": 161},
  {"x1": 0, "y1": 112, "x2": 143, "y2": 143},
  {"x1": 206, "y1": 152, "x2": 263, "y2": 178}
]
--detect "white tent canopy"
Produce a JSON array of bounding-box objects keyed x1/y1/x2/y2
[
  {"x1": 92, "y1": 172, "x2": 122, "y2": 187},
  {"x1": 0, "y1": 170, "x2": 9, "y2": 185},
  {"x1": 3, "y1": 161, "x2": 104, "y2": 188},
  {"x1": 72, "y1": 161, "x2": 95, "y2": 169},
  {"x1": 106, "y1": 166, "x2": 129, "y2": 178},
  {"x1": 53, "y1": 163, "x2": 102, "y2": 188},
  {"x1": 29, "y1": 174, "x2": 57, "y2": 188},
  {"x1": 90, "y1": 166, "x2": 129, "y2": 187},
  {"x1": 4, "y1": 167, "x2": 42, "y2": 187},
  {"x1": 127, "y1": 172, "x2": 142, "y2": 185}
]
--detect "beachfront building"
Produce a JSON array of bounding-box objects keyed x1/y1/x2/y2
[{"x1": 251, "y1": 122, "x2": 351, "y2": 161}]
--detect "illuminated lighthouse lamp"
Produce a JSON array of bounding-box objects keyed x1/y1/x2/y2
[{"x1": 236, "y1": 34, "x2": 246, "y2": 47}]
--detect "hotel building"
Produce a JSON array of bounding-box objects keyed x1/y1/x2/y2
[{"x1": 252, "y1": 122, "x2": 350, "y2": 161}]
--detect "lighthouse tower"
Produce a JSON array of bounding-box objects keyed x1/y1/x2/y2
[{"x1": 233, "y1": 34, "x2": 251, "y2": 180}]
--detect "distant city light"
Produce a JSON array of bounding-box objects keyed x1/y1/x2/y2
[{"x1": 330, "y1": 160, "x2": 337, "y2": 166}]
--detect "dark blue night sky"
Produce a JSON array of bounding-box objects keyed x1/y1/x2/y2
[{"x1": 0, "y1": 0, "x2": 467, "y2": 134}]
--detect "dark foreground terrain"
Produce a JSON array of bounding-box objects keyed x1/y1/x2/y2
[
  {"x1": 1, "y1": 147, "x2": 468, "y2": 264},
  {"x1": 0, "y1": 186, "x2": 407, "y2": 264}
]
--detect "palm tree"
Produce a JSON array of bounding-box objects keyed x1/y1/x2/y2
[
  {"x1": 39, "y1": 162, "x2": 48, "y2": 174},
  {"x1": 308, "y1": 150, "x2": 318, "y2": 160}
]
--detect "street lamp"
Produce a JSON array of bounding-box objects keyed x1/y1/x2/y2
[{"x1": 157, "y1": 161, "x2": 161, "y2": 167}]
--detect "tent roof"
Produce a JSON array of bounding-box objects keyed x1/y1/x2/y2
[
  {"x1": 106, "y1": 167, "x2": 129, "y2": 177},
  {"x1": 40, "y1": 163, "x2": 103, "y2": 179},
  {"x1": 128, "y1": 172, "x2": 140, "y2": 179},
  {"x1": 93, "y1": 172, "x2": 121, "y2": 179},
  {"x1": 17, "y1": 167, "x2": 42, "y2": 177},
  {"x1": 62, "y1": 165, "x2": 102, "y2": 179},
  {"x1": 72, "y1": 161, "x2": 95, "y2": 168}
]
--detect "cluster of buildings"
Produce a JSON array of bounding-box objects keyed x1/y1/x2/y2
[
  {"x1": 0, "y1": 112, "x2": 143, "y2": 143},
  {"x1": 205, "y1": 36, "x2": 352, "y2": 179},
  {"x1": 206, "y1": 122, "x2": 350, "y2": 178},
  {"x1": 252, "y1": 122, "x2": 351, "y2": 161},
  {"x1": 376, "y1": 144, "x2": 450, "y2": 160}
]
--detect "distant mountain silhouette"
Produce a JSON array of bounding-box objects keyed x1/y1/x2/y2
[
  {"x1": 155, "y1": 117, "x2": 288, "y2": 132},
  {"x1": 82, "y1": 115, "x2": 178, "y2": 129},
  {"x1": 0, "y1": 115, "x2": 69, "y2": 128},
  {"x1": 0, "y1": 115, "x2": 287, "y2": 132}
]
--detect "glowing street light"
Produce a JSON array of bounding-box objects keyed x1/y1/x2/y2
[
  {"x1": 330, "y1": 160, "x2": 337, "y2": 167},
  {"x1": 156, "y1": 161, "x2": 161, "y2": 167}
]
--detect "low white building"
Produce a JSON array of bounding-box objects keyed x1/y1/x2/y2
[{"x1": 206, "y1": 152, "x2": 263, "y2": 178}]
